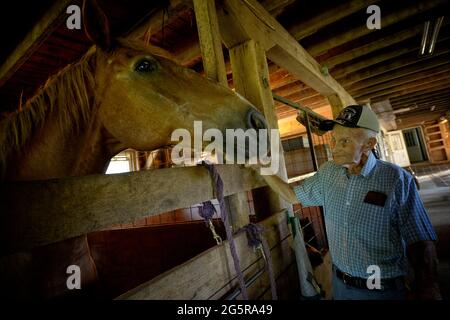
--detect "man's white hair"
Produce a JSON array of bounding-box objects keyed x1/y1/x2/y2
[{"x1": 361, "y1": 128, "x2": 378, "y2": 140}]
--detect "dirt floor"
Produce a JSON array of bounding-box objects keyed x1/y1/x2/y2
[{"x1": 412, "y1": 162, "x2": 450, "y2": 300}]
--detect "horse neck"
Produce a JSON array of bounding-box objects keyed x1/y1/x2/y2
[{"x1": 6, "y1": 108, "x2": 120, "y2": 181}]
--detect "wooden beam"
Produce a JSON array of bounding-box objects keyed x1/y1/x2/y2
[
  {"x1": 306, "y1": 0, "x2": 448, "y2": 56},
  {"x1": 161, "y1": 0, "x2": 298, "y2": 66},
  {"x1": 391, "y1": 90, "x2": 450, "y2": 106},
  {"x1": 273, "y1": 85, "x2": 317, "y2": 103},
  {"x1": 396, "y1": 111, "x2": 448, "y2": 129},
  {"x1": 392, "y1": 100, "x2": 450, "y2": 114},
  {"x1": 229, "y1": 41, "x2": 276, "y2": 130},
  {"x1": 355, "y1": 74, "x2": 450, "y2": 101},
  {"x1": 349, "y1": 64, "x2": 450, "y2": 96},
  {"x1": 218, "y1": 1, "x2": 297, "y2": 220},
  {"x1": 401, "y1": 100, "x2": 450, "y2": 112},
  {"x1": 323, "y1": 24, "x2": 424, "y2": 68},
  {"x1": 276, "y1": 92, "x2": 324, "y2": 110},
  {"x1": 268, "y1": 44, "x2": 356, "y2": 105},
  {"x1": 346, "y1": 55, "x2": 450, "y2": 92},
  {"x1": 276, "y1": 100, "x2": 331, "y2": 119},
  {"x1": 126, "y1": 0, "x2": 189, "y2": 39},
  {"x1": 330, "y1": 41, "x2": 419, "y2": 79},
  {"x1": 270, "y1": 72, "x2": 299, "y2": 90},
  {"x1": 118, "y1": 209, "x2": 291, "y2": 299},
  {"x1": 399, "y1": 97, "x2": 450, "y2": 112},
  {"x1": 0, "y1": 0, "x2": 73, "y2": 87},
  {"x1": 392, "y1": 95, "x2": 450, "y2": 108},
  {"x1": 391, "y1": 88, "x2": 450, "y2": 102},
  {"x1": 340, "y1": 49, "x2": 450, "y2": 87},
  {"x1": 397, "y1": 104, "x2": 450, "y2": 120},
  {"x1": 372, "y1": 81, "x2": 450, "y2": 103},
  {"x1": 193, "y1": 0, "x2": 227, "y2": 85},
  {"x1": 193, "y1": 0, "x2": 250, "y2": 230},
  {"x1": 288, "y1": 0, "x2": 379, "y2": 40},
  {"x1": 259, "y1": 0, "x2": 296, "y2": 18},
  {"x1": 217, "y1": 0, "x2": 356, "y2": 105},
  {"x1": 0, "y1": 165, "x2": 265, "y2": 254},
  {"x1": 229, "y1": 39, "x2": 288, "y2": 215},
  {"x1": 327, "y1": 94, "x2": 347, "y2": 118}
]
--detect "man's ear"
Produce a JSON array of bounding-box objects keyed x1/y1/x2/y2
[
  {"x1": 82, "y1": 0, "x2": 112, "y2": 51},
  {"x1": 366, "y1": 137, "x2": 377, "y2": 151}
]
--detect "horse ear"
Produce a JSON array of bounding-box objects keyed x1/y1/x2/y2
[{"x1": 82, "y1": 0, "x2": 112, "y2": 51}]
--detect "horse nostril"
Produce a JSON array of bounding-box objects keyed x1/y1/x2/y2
[{"x1": 246, "y1": 109, "x2": 268, "y2": 130}]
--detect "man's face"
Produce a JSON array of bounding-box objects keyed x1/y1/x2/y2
[{"x1": 330, "y1": 125, "x2": 366, "y2": 167}]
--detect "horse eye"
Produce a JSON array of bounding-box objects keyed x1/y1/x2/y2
[{"x1": 135, "y1": 59, "x2": 157, "y2": 73}]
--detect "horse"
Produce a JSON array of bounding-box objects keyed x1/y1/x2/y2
[
  {"x1": 0, "y1": 6, "x2": 267, "y2": 182},
  {"x1": 0, "y1": 0, "x2": 268, "y2": 299}
]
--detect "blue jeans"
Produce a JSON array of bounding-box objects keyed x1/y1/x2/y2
[{"x1": 332, "y1": 270, "x2": 406, "y2": 300}]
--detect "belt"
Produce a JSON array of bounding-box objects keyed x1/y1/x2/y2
[{"x1": 334, "y1": 266, "x2": 404, "y2": 291}]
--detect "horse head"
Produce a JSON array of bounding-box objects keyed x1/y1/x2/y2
[
  {"x1": 1, "y1": 0, "x2": 269, "y2": 181},
  {"x1": 84, "y1": 0, "x2": 268, "y2": 163}
]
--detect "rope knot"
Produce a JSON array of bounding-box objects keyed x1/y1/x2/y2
[{"x1": 243, "y1": 223, "x2": 263, "y2": 248}]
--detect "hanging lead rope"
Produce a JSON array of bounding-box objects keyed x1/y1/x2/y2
[
  {"x1": 201, "y1": 162, "x2": 249, "y2": 300},
  {"x1": 243, "y1": 223, "x2": 278, "y2": 300},
  {"x1": 199, "y1": 201, "x2": 222, "y2": 245}
]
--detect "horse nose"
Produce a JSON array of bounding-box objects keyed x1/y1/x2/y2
[{"x1": 246, "y1": 108, "x2": 268, "y2": 130}]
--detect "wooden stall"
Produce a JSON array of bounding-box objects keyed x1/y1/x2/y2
[{"x1": 1, "y1": 0, "x2": 448, "y2": 300}]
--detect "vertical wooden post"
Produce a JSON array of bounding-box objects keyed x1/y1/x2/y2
[
  {"x1": 326, "y1": 93, "x2": 346, "y2": 118},
  {"x1": 193, "y1": 0, "x2": 250, "y2": 230},
  {"x1": 193, "y1": 0, "x2": 227, "y2": 86},
  {"x1": 440, "y1": 121, "x2": 450, "y2": 161},
  {"x1": 229, "y1": 39, "x2": 291, "y2": 217}
]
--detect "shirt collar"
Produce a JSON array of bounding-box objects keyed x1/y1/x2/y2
[
  {"x1": 360, "y1": 151, "x2": 377, "y2": 177},
  {"x1": 335, "y1": 151, "x2": 377, "y2": 178}
]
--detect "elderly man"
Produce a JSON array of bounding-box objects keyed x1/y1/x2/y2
[{"x1": 257, "y1": 105, "x2": 441, "y2": 300}]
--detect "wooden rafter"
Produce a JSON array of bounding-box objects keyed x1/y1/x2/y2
[
  {"x1": 217, "y1": 0, "x2": 355, "y2": 106},
  {"x1": 305, "y1": 0, "x2": 447, "y2": 57},
  {"x1": 0, "y1": 0, "x2": 73, "y2": 87}
]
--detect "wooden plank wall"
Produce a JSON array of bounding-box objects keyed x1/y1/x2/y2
[{"x1": 118, "y1": 210, "x2": 298, "y2": 299}]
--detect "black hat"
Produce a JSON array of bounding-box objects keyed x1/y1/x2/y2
[{"x1": 319, "y1": 105, "x2": 380, "y2": 133}]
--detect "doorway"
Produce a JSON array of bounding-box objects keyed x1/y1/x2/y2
[{"x1": 402, "y1": 127, "x2": 428, "y2": 163}]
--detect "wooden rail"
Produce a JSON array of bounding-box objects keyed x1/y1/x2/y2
[{"x1": 0, "y1": 165, "x2": 266, "y2": 254}]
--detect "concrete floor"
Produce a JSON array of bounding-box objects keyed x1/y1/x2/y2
[{"x1": 412, "y1": 163, "x2": 450, "y2": 299}]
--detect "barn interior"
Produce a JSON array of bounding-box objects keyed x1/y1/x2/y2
[{"x1": 0, "y1": 0, "x2": 449, "y2": 300}]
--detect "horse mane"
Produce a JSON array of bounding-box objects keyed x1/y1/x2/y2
[
  {"x1": 0, "y1": 46, "x2": 97, "y2": 174},
  {"x1": 0, "y1": 39, "x2": 175, "y2": 176}
]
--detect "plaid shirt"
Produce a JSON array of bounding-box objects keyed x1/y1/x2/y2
[{"x1": 294, "y1": 152, "x2": 437, "y2": 279}]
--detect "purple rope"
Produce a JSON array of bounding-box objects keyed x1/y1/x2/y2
[
  {"x1": 202, "y1": 162, "x2": 249, "y2": 300},
  {"x1": 243, "y1": 223, "x2": 263, "y2": 248},
  {"x1": 261, "y1": 235, "x2": 277, "y2": 299},
  {"x1": 199, "y1": 200, "x2": 216, "y2": 223},
  {"x1": 243, "y1": 224, "x2": 278, "y2": 300}
]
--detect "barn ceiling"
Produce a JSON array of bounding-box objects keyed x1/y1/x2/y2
[{"x1": 0, "y1": 0, "x2": 449, "y2": 132}]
